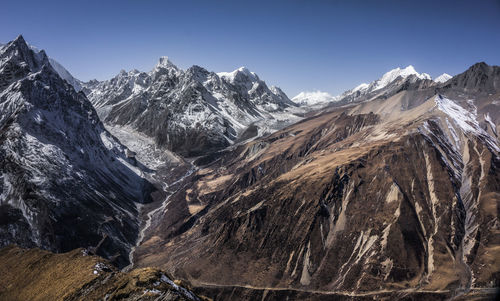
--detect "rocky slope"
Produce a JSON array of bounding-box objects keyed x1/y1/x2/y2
[
  {"x1": 131, "y1": 63, "x2": 499, "y2": 300},
  {"x1": 83, "y1": 59, "x2": 301, "y2": 157},
  {"x1": 0, "y1": 245, "x2": 203, "y2": 301},
  {"x1": 0, "y1": 36, "x2": 155, "y2": 268}
]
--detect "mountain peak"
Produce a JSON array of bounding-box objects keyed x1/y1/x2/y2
[
  {"x1": 446, "y1": 62, "x2": 499, "y2": 93},
  {"x1": 374, "y1": 65, "x2": 430, "y2": 91},
  {"x1": 352, "y1": 82, "x2": 369, "y2": 92},
  {"x1": 292, "y1": 90, "x2": 338, "y2": 106},
  {"x1": 6, "y1": 34, "x2": 30, "y2": 54},
  {"x1": 13, "y1": 34, "x2": 27, "y2": 45},
  {"x1": 156, "y1": 56, "x2": 177, "y2": 69},
  {"x1": 0, "y1": 35, "x2": 50, "y2": 84},
  {"x1": 466, "y1": 62, "x2": 490, "y2": 75},
  {"x1": 403, "y1": 65, "x2": 416, "y2": 73},
  {"x1": 236, "y1": 66, "x2": 257, "y2": 78},
  {"x1": 434, "y1": 73, "x2": 452, "y2": 83},
  {"x1": 217, "y1": 66, "x2": 259, "y2": 83}
]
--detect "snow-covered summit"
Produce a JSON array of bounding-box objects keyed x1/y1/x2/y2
[
  {"x1": 434, "y1": 73, "x2": 452, "y2": 83},
  {"x1": 332, "y1": 65, "x2": 434, "y2": 104},
  {"x1": 352, "y1": 83, "x2": 369, "y2": 93},
  {"x1": 217, "y1": 66, "x2": 259, "y2": 83},
  {"x1": 155, "y1": 56, "x2": 179, "y2": 70},
  {"x1": 292, "y1": 91, "x2": 338, "y2": 106},
  {"x1": 82, "y1": 58, "x2": 297, "y2": 156},
  {"x1": 373, "y1": 65, "x2": 431, "y2": 91}
]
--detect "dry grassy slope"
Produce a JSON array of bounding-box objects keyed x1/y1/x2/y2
[
  {"x1": 0, "y1": 245, "x2": 203, "y2": 301},
  {"x1": 132, "y1": 88, "x2": 499, "y2": 300}
]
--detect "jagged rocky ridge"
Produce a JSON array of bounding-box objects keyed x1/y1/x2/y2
[
  {"x1": 0, "y1": 36, "x2": 155, "y2": 268},
  {"x1": 83, "y1": 58, "x2": 300, "y2": 157},
  {"x1": 131, "y1": 62, "x2": 500, "y2": 300}
]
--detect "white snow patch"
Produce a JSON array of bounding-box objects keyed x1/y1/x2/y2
[
  {"x1": 292, "y1": 91, "x2": 339, "y2": 106},
  {"x1": 217, "y1": 66, "x2": 258, "y2": 83},
  {"x1": 434, "y1": 73, "x2": 452, "y2": 83},
  {"x1": 352, "y1": 83, "x2": 369, "y2": 93},
  {"x1": 436, "y1": 96, "x2": 478, "y2": 133},
  {"x1": 484, "y1": 113, "x2": 497, "y2": 136}
]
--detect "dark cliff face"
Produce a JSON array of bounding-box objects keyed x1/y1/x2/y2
[
  {"x1": 0, "y1": 36, "x2": 155, "y2": 268},
  {"x1": 130, "y1": 63, "x2": 499, "y2": 299},
  {"x1": 442, "y1": 62, "x2": 500, "y2": 94}
]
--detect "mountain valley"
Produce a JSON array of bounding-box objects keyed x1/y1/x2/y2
[{"x1": 0, "y1": 35, "x2": 498, "y2": 301}]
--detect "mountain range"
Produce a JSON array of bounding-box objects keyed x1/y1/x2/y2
[
  {"x1": 82, "y1": 57, "x2": 301, "y2": 157},
  {"x1": 292, "y1": 66, "x2": 454, "y2": 106},
  {"x1": 0, "y1": 35, "x2": 498, "y2": 301}
]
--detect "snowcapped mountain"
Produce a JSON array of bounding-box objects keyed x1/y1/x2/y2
[
  {"x1": 0, "y1": 36, "x2": 154, "y2": 268},
  {"x1": 332, "y1": 65, "x2": 435, "y2": 105},
  {"x1": 434, "y1": 73, "x2": 452, "y2": 83},
  {"x1": 294, "y1": 65, "x2": 435, "y2": 108},
  {"x1": 292, "y1": 91, "x2": 338, "y2": 106},
  {"x1": 83, "y1": 58, "x2": 300, "y2": 156},
  {"x1": 372, "y1": 65, "x2": 431, "y2": 91}
]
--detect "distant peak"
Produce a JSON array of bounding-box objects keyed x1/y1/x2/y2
[
  {"x1": 384, "y1": 65, "x2": 417, "y2": 77},
  {"x1": 434, "y1": 73, "x2": 452, "y2": 83},
  {"x1": 403, "y1": 65, "x2": 416, "y2": 72},
  {"x1": 373, "y1": 64, "x2": 430, "y2": 91},
  {"x1": 237, "y1": 66, "x2": 250, "y2": 73},
  {"x1": 292, "y1": 90, "x2": 338, "y2": 106},
  {"x1": 156, "y1": 56, "x2": 177, "y2": 69},
  {"x1": 2, "y1": 35, "x2": 50, "y2": 71},
  {"x1": 13, "y1": 34, "x2": 26, "y2": 44},
  {"x1": 158, "y1": 56, "x2": 170, "y2": 65},
  {"x1": 472, "y1": 61, "x2": 488, "y2": 68},
  {"x1": 218, "y1": 66, "x2": 258, "y2": 82},
  {"x1": 467, "y1": 62, "x2": 490, "y2": 74},
  {"x1": 8, "y1": 34, "x2": 30, "y2": 51},
  {"x1": 352, "y1": 83, "x2": 369, "y2": 92}
]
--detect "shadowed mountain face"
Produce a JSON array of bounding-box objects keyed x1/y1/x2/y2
[
  {"x1": 0, "y1": 36, "x2": 155, "y2": 268},
  {"x1": 83, "y1": 60, "x2": 299, "y2": 157},
  {"x1": 131, "y1": 63, "x2": 500, "y2": 299}
]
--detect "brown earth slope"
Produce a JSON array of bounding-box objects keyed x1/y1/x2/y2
[
  {"x1": 132, "y1": 64, "x2": 500, "y2": 300},
  {"x1": 0, "y1": 245, "x2": 203, "y2": 301}
]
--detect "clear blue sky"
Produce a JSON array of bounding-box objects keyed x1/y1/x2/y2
[{"x1": 2, "y1": 0, "x2": 499, "y2": 96}]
